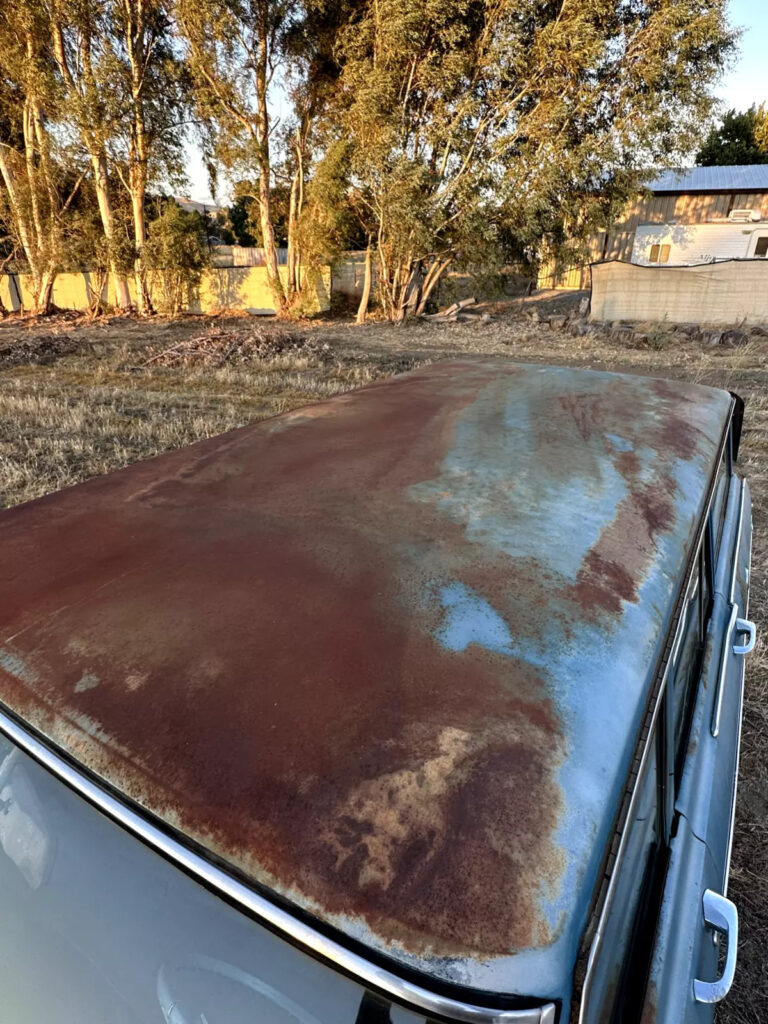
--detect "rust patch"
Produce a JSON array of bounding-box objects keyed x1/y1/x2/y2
[
  {"x1": 558, "y1": 394, "x2": 602, "y2": 442},
  {"x1": 0, "y1": 360, "x2": 731, "y2": 969},
  {"x1": 636, "y1": 481, "x2": 676, "y2": 537},
  {"x1": 574, "y1": 550, "x2": 636, "y2": 614},
  {"x1": 639, "y1": 979, "x2": 658, "y2": 1024}
]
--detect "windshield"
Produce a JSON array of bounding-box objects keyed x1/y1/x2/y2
[{"x1": 0, "y1": 734, "x2": 426, "y2": 1024}]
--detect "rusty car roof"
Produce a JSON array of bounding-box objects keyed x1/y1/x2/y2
[{"x1": 0, "y1": 359, "x2": 732, "y2": 1005}]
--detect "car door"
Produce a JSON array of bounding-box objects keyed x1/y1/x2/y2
[{"x1": 642, "y1": 434, "x2": 756, "y2": 1023}]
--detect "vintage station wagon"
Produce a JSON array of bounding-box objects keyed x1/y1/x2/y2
[{"x1": 0, "y1": 360, "x2": 755, "y2": 1023}]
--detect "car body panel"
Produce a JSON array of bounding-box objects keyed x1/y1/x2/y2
[
  {"x1": 640, "y1": 477, "x2": 753, "y2": 1023},
  {"x1": 0, "y1": 359, "x2": 733, "y2": 1003}
]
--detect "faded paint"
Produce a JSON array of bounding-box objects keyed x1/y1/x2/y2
[{"x1": 0, "y1": 360, "x2": 731, "y2": 1002}]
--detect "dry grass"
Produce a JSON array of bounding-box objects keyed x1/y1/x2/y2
[{"x1": 0, "y1": 300, "x2": 766, "y2": 1019}]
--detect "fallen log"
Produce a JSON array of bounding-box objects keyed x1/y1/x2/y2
[{"x1": 422, "y1": 296, "x2": 478, "y2": 321}]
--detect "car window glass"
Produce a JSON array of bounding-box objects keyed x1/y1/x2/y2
[
  {"x1": 669, "y1": 544, "x2": 710, "y2": 787},
  {"x1": 581, "y1": 724, "x2": 661, "y2": 1024},
  {"x1": 709, "y1": 451, "x2": 730, "y2": 559},
  {"x1": 0, "y1": 741, "x2": 428, "y2": 1024}
]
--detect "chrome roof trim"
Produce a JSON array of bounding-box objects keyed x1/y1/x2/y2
[
  {"x1": 0, "y1": 702, "x2": 556, "y2": 1024},
  {"x1": 729, "y1": 480, "x2": 746, "y2": 606}
]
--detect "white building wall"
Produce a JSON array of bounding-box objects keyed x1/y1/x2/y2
[{"x1": 632, "y1": 222, "x2": 768, "y2": 265}]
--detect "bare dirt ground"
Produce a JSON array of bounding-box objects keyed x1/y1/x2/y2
[{"x1": 0, "y1": 295, "x2": 766, "y2": 1020}]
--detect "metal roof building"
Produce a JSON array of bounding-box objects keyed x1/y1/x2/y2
[
  {"x1": 542, "y1": 164, "x2": 768, "y2": 288},
  {"x1": 648, "y1": 164, "x2": 768, "y2": 194}
]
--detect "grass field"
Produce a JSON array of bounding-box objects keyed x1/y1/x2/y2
[{"x1": 0, "y1": 298, "x2": 765, "y2": 1020}]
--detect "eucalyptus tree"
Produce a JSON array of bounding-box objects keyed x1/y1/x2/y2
[
  {"x1": 278, "y1": 1, "x2": 351, "y2": 300},
  {"x1": 49, "y1": 0, "x2": 133, "y2": 309},
  {"x1": 107, "y1": 0, "x2": 189, "y2": 313},
  {"x1": 322, "y1": 0, "x2": 735, "y2": 320},
  {"x1": 177, "y1": 0, "x2": 302, "y2": 310},
  {"x1": 0, "y1": 0, "x2": 78, "y2": 313}
]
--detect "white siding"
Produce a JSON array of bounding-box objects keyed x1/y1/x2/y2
[{"x1": 631, "y1": 222, "x2": 768, "y2": 265}]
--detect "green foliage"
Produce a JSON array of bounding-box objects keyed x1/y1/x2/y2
[
  {"x1": 0, "y1": 0, "x2": 739, "y2": 318},
  {"x1": 295, "y1": 139, "x2": 364, "y2": 267},
  {"x1": 143, "y1": 202, "x2": 211, "y2": 314},
  {"x1": 227, "y1": 191, "x2": 259, "y2": 247},
  {"x1": 643, "y1": 317, "x2": 674, "y2": 351},
  {"x1": 696, "y1": 106, "x2": 768, "y2": 166},
  {"x1": 313, "y1": 0, "x2": 735, "y2": 318}
]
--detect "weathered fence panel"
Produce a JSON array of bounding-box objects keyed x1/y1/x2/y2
[{"x1": 591, "y1": 259, "x2": 768, "y2": 324}]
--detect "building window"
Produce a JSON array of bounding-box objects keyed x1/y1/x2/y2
[
  {"x1": 649, "y1": 244, "x2": 671, "y2": 264},
  {"x1": 754, "y1": 236, "x2": 768, "y2": 257}
]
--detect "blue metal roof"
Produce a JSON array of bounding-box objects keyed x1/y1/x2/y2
[
  {"x1": 648, "y1": 164, "x2": 768, "y2": 193},
  {"x1": 0, "y1": 361, "x2": 732, "y2": 1008}
]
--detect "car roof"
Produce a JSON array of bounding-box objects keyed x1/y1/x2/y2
[{"x1": 0, "y1": 359, "x2": 731, "y2": 1004}]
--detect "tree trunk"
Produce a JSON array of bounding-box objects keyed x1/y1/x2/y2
[
  {"x1": 286, "y1": 167, "x2": 300, "y2": 299},
  {"x1": 0, "y1": 109, "x2": 58, "y2": 313},
  {"x1": 258, "y1": 175, "x2": 284, "y2": 310},
  {"x1": 255, "y1": 4, "x2": 285, "y2": 312},
  {"x1": 124, "y1": 0, "x2": 153, "y2": 315},
  {"x1": 35, "y1": 272, "x2": 55, "y2": 316},
  {"x1": 92, "y1": 153, "x2": 132, "y2": 310},
  {"x1": 0, "y1": 149, "x2": 38, "y2": 281},
  {"x1": 130, "y1": 184, "x2": 152, "y2": 314},
  {"x1": 415, "y1": 256, "x2": 452, "y2": 316},
  {"x1": 394, "y1": 261, "x2": 418, "y2": 323},
  {"x1": 356, "y1": 243, "x2": 373, "y2": 324},
  {"x1": 286, "y1": 127, "x2": 307, "y2": 302},
  {"x1": 403, "y1": 261, "x2": 424, "y2": 318},
  {"x1": 52, "y1": 23, "x2": 129, "y2": 310}
]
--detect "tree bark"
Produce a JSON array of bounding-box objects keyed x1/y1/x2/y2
[
  {"x1": 0, "y1": 113, "x2": 57, "y2": 314},
  {"x1": 130, "y1": 181, "x2": 152, "y2": 313},
  {"x1": 358, "y1": 241, "x2": 376, "y2": 321},
  {"x1": 52, "y1": 22, "x2": 132, "y2": 312},
  {"x1": 35, "y1": 271, "x2": 55, "y2": 316},
  {"x1": 92, "y1": 152, "x2": 132, "y2": 310},
  {"x1": 255, "y1": 4, "x2": 285, "y2": 312},
  {"x1": 124, "y1": 0, "x2": 154, "y2": 314},
  {"x1": 0, "y1": 149, "x2": 37, "y2": 281},
  {"x1": 415, "y1": 256, "x2": 452, "y2": 315},
  {"x1": 358, "y1": 243, "x2": 376, "y2": 323},
  {"x1": 286, "y1": 166, "x2": 300, "y2": 298},
  {"x1": 286, "y1": 125, "x2": 307, "y2": 302}
]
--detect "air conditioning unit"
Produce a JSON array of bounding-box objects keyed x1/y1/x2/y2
[{"x1": 729, "y1": 209, "x2": 761, "y2": 223}]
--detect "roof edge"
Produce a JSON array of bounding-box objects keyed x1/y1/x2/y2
[{"x1": 0, "y1": 700, "x2": 557, "y2": 1024}]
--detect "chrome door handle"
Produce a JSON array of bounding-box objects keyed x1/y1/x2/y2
[
  {"x1": 733, "y1": 618, "x2": 756, "y2": 655},
  {"x1": 693, "y1": 889, "x2": 738, "y2": 1003}
]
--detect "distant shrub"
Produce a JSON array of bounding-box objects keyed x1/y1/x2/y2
[
  {"x1": 644, "y1": 317, "x2": 673, "y2": 351},
  {"x1": 143, "y1": 205, "x2": 211, "y2": 315}
]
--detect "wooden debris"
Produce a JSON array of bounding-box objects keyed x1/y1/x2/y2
[
  {"x1": 142, "y1": 326, "x2": 332, "y2": 368},
  {"x1": 422, "y1": 297, "x2": 491, "y2": 323}
]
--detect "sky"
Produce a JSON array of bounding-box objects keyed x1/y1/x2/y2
[
  {"x1": 720, "y1": 0, "x2": 768, "y2": 111},
  {"x1": 183, "y1": 0, "x2": 768, "y2": 204}
]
